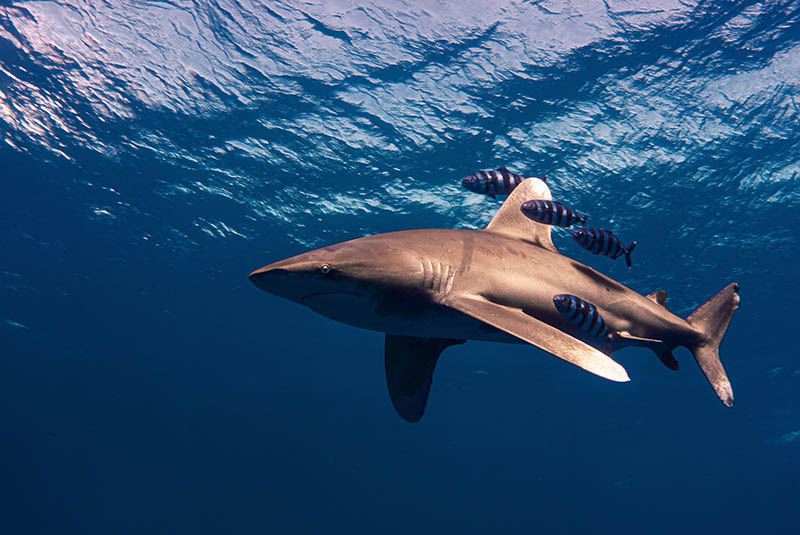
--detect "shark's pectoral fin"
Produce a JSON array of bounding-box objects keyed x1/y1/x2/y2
[
  {"x1": 384, "y1": 335, "x2": 465, "y2": 423},
  {"x1": 444, "y1": 294, "x2": 630, "y2": 382},
  {"x1": 485, "y1": 177, "x2": 559, "y2": 254}
]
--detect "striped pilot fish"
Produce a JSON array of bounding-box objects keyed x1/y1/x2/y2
[
  {"x1": 461, "y1": 167, "x2": 526, "y2": 198},
  {"x1": 519, "y1": 200, "x2": 586, "y2": 227},
  {"x1": 553, "y1": 294, "x2": 613, "y2": 342},
  {"x1": 571, "y1": 227, "x2": 637, "y2": 267}
]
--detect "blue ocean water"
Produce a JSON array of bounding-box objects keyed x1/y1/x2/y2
[{"x1": 1, "y1": 0, "x2": 799, "y2": 532}]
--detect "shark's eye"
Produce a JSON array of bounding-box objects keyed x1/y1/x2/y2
[{"x1": 320, "y1": 264, "x2": 331, "y2": 274}]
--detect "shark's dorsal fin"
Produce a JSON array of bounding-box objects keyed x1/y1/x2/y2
[
  {"x1": 384, "y1": 335, "x2": 465, "y2": 422},
  {"x1": 646, "y1": 290, "x2": 668, "y2": 307},
  {"x1": 484, "y1": 177, "x2": 558, "y2": 253}
]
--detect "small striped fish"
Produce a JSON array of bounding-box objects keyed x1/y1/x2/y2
[
  {"x1": 520, "y1": 200, "x2": 586, "y2": 227},
  {"x1": 571, "y1": 227, "x2": 637, "y2": 267},
  {"x1": 553, "y1": 294, "x2": 612, "y2": 341},
  {"x1": 461, "y1": 167, "x2": 526, "y2": 198}
]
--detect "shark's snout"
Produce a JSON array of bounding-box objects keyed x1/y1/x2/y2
[
  {"x1": 249, "y1": 254, "x2": 341, "y2": 304},
  {"x1": 248, "y1": 265, "x2": 290, "y2": 293}
]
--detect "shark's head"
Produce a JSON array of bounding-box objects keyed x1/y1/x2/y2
[{"x1": 249, "y1": 235, "x2": 426, "y2": 323}]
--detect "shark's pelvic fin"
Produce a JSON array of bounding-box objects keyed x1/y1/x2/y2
[
  {"x1": 485, "y1": 177, "x2": 559, "y2": 254},
  {"x1": 384, "y1": 335, "x2": 465, "y2": 423},
  {"x1": 614, "y1": 331, "x2": 662, "y2": 344},
  {"x1": 443, "y1": 293, "x2": 630, "y2": 382}
]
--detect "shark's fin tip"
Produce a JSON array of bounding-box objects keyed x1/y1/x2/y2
[{"x1": 485, "y1": 177, "x2": 559, "y2": 254}]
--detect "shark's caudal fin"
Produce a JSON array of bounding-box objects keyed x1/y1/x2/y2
[
  {"x1": 686, "y1": 282, "x2": 741, "y2": 408},
  {"x1": 485, "y1": 177, "x2": 558, "y2": 254}
]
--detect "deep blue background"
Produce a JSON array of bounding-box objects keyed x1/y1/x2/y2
[{"x1": 2, "y1": 1, "x2": 799, "y2": 533}]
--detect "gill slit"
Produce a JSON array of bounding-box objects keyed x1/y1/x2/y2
[{"x1": 420, "y1": 259, "x2": 458, "y2": 297}]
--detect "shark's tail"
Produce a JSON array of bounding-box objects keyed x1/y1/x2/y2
[{"x1": 685, "y1": 282, "x2": 740, "y2": 408}]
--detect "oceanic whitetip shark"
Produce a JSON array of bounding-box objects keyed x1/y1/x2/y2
[{"x1": 250, "y1": 178, "x2": 739, "y2": 422}]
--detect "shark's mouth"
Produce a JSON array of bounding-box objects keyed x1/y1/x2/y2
[
  {"x1": 302, "y1": 292, "x2": 366, "y2": 321},
  {"x1": 301, "y1": 291, "x2": 360, "y2": 306}
]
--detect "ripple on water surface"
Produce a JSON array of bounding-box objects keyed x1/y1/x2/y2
[{"x1": 0, "y1": 1, "x2": 798, "y2": 292}]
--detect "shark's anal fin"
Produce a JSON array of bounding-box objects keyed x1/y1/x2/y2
[
  {"x1": 444, "y1": 294, "x2": 629, "y2": 382},
  {"x1": 485, "y1": 177, "x2": 558, "y2": 254},
  {"x1": 656, "y1": 349, "x2": 680, "y2": 371},
  {"x1": 612, "y1": 331, "x2": 679, "y2": 371},
  {"x1": 384, "y1": 335, "x2": 465, "y2": 423}
]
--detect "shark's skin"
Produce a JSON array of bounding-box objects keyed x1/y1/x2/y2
[
  {"x1": 250, "y1": 178, "x2": 740, "y2": 421},
  {"x1": 255, "y1": 229, "x2": 693, "y2": 352}
]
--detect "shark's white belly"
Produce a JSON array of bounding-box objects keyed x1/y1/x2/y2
[{"x1": 302, "y1": 291, "x2": 521, "y2": 343}]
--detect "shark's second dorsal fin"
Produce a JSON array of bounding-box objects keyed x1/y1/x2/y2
[
  {"x1": 646, "y1": 290, "x2": 668, "y2": 308},
  {"x1": 484, "y1": 177, "x2": 558, "y2": 253}
]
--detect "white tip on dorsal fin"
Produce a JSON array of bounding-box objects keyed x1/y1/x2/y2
[
  {"x1": 484, "y1": 177, "x2": 558, "y2": 253},
  {"x1": 646, "y1": 290, "x2": 669, "y2": 307}
]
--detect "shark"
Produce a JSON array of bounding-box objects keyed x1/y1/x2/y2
[{"x1": 249, "y1": 178, "x2": 740, "y2": 422}]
